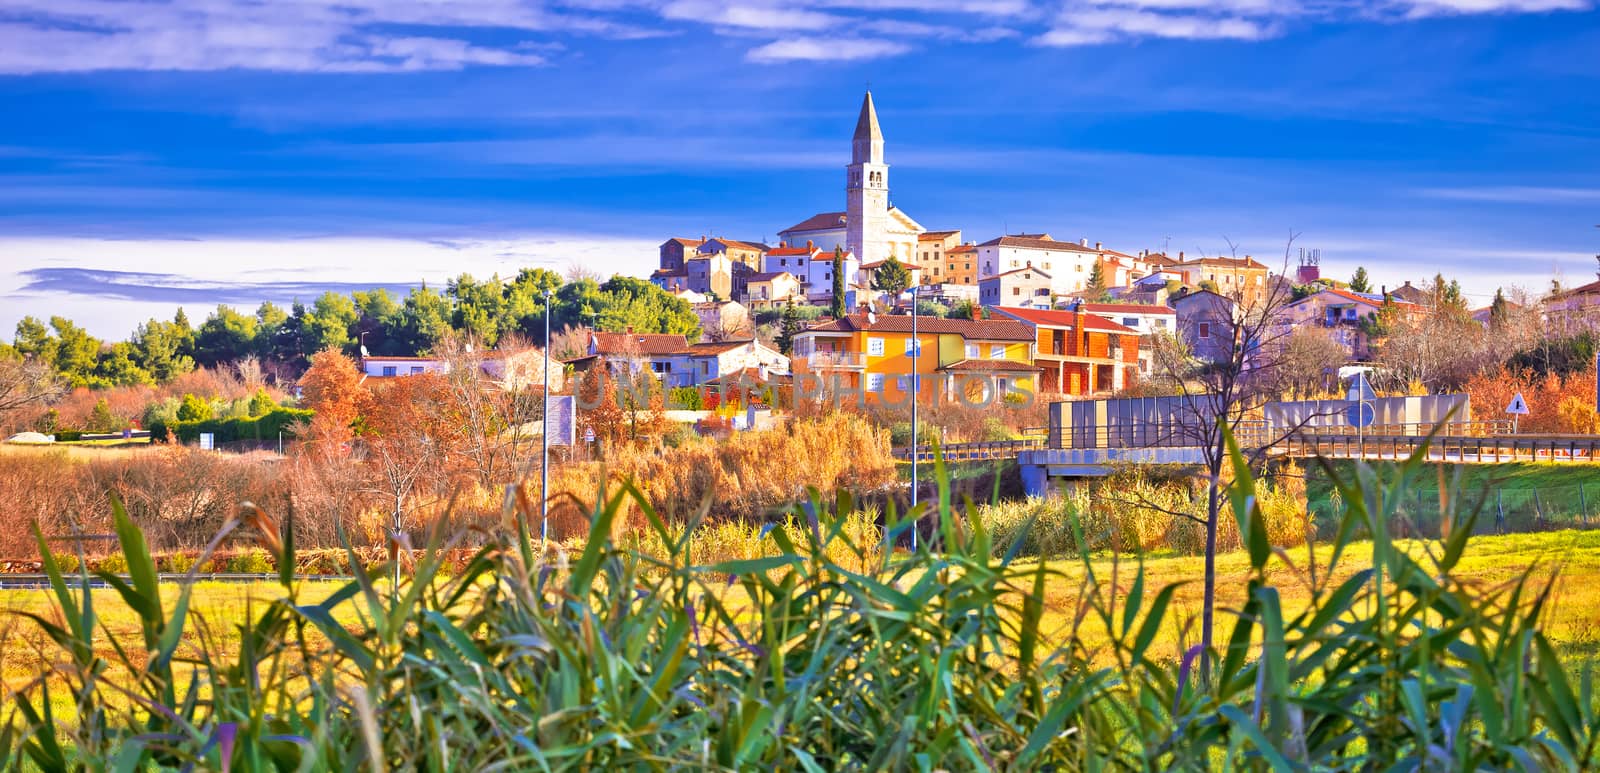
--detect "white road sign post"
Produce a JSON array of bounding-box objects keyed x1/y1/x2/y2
[
  {"x1": 1347, "y1": 373, "x2": 1377, "y2": 460},
  {"x1": 1506, "y1": 392, "x2": 1529, "y2": 435}
]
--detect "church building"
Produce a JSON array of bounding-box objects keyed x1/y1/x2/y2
[{"x1": 778, "y1": 92, "x2": 926, "y2": 265}]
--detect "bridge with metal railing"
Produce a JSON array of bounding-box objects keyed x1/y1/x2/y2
[{"x1": 889, "y1": 395, "x2": 1600, "y2": 497}]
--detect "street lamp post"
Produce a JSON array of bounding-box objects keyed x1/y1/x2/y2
[
  {"x1": 910, "y1": 284, "x2": 919, "y2": 552},
  {"x1": 541, "y1": 288, "x2": 553, "y2": 549}
]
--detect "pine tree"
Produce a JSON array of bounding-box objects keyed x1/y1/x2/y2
[
  {"x1": 831, "y1": 247, "x2": 847, "y2": 319},
  {"x1": 1350, "y1": 266, "x2": 1371, "y2": 293},
  {"x1": 90, "y1": 398, "x2": 116, "y2": 433},
  {"x1": 775, "y1": 303, "x2": 803, "y2": 355},
  {"x1": 1085, "y1": 262, "x2": 1109, "y2": 300},
  {"x1": 1489, "y1": 289, "x2": 1509, "y2": 328}
]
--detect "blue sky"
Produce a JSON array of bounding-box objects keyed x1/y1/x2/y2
[{"x1": 1, "y1": 0, "x2": 1598, "y2": 338}]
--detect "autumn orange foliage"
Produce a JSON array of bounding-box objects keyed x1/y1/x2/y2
[{"x1": 1463, "y1": 364, "x2": 1599, "y2": 434}]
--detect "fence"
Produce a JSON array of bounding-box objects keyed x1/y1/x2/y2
[
  {"x1": 895, "y1": 438, "x2": 1043, "y2": 462},
  {"x1": 1311, "y1": 483, "x2": 1600, "y2": 539}
]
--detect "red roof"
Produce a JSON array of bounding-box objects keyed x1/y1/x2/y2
[
  {"x1": 1081, "y1": 302, "x2": 1174, "y2": 316},
  {"x1": 663, "y1": 237, "x2": 704, "y2": 247},
  {"x1": 802, "y1": 313, "x2": 1033, "y2": 341},
  {"x1": 977, "y1": 235, "x2": 1100, "y2": 253},
  {"x1": 767, "y1": 245, "x2": 822, "y2": 257},
  {"x1": 590, "y1": 332, "x2": 690, "y2": 356},
  {"x1": 688, "y1": 340, "x2": 757, "y2": 355},
  {"x1": 747, "y1": 271, "x2": 797, "y2": 282},
  {"x1": 1176, "y1": 256, "x2": 1268, "y2": 270},
  {"x1": 703, "y1": 237, "x2": 769, "y2": 253},
  {"x1": 991, "y1": 306, "x2": 1139, "y2": 335},
  {"x1": 942, "y1": 359, "x2": 1041, "y2": 372},
  {"x1": 984, "y1": 266, "x2": 1052, "y2": 279},
  {"x1": 919, "y1": 230, "x2": 961, "y2": 240},
  {"x1": 1309, "y1": 287, "x2": 1424, "y2": 311},
  {"x1": 860, "y1": 259, "x2": 922, "y2": 270},
  {"x1": 948, "y1": 244, "x2": 977, "y2": 255},
  {"x1": 782, "y1": 212, "x2": 847, "y2": 233}
]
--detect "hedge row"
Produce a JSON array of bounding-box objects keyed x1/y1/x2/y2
[{"x1": 149, "y1": 407, "x2": 314, "y2": 444}]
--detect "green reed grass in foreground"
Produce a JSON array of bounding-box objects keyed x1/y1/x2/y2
[{"x1": 5, "y1": 430, "x2": 1600, "y2": 770}]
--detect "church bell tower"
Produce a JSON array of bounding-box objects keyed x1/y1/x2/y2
[{"x1": 846, "y1": 91, "x2": 890, "y2": 263}]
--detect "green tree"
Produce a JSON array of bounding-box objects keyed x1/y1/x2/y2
[
  {"x1": 871, "y1": 256, "x2": 910, "y2": 298},
  {"x1": 352, "y1": 289, "x2": 402, "y2": 354},
  {"x1": 13, "y1": 316, "x2": 55, "y2": 366},
  {"x1": 830, "y1": 247, "x2": 847, "y2": 318},
  {"x1": 195, "y1": 304, "x2": 259, "y2": 367},
  {"x1": 448, "y1": 274, "x2": 508, "y2": 345},
  {"x1": 1349, "y1": 266, "x2": 1371, "y2": 293},
  {"x1": 94, "y1": 342, "x2": 153, "y2": 386},
  {"x1": 1489, "y1": 288, "x2": 1510, "y2": 328},
  {"x1": 247, "y1": 387, "x2": 277, "y2": 417},
  {"x1": 397, "y1": 286, "x2": 454, "y2": 354},
  {"x1": 132, "y1": 315, "x2": 197, "y2": 382},
  {"x1": 1085, "y1": 262, "x2": 1109, "y2": 301},
  {"x1": 595, "y1": 276, "x2": 701, "y2": 340},
  {"x1": 506, "y1": 268, "x2": 564, "y2": 339},
  {"x1": 177, "y1": 393, "x2": 214, "y2": 422},
  {"x1": 948, "y1": 299, "x2": 978, "y2": 320},
  {"x1": 89, "y1": 398, "x2": 117, "y2": 433},
  {"x1": 775, "y1": 303, "x2": 804, "y2": 355},
  {"x1": 49, "y1": 317, "x2": 104, "y2": 387},
  {"x1": 302, "y1": 292, "x2": 359, "y2": 355},
  {"x1": 253, "y1": 302, "x2": 290, "y2": 358}
]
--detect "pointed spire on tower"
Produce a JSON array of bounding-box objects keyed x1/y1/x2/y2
[
  {"x1": 851, "y1": 91, "x2": 884, "y2": 165},
  {"x1": 853, "y1": 91, "x2": 881, "y2": 144}
]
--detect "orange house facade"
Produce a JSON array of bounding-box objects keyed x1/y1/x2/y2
[
  {"x1": 992, "y1": 306, "x2": 1140, "y2": 396},
  {"x1": 790, "y1": 313, "x2": 1038, "y2": 406}
]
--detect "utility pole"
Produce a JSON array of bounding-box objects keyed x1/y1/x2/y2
[{"x1": 541, "y1": 288, "x2": 553, "y2": 549}]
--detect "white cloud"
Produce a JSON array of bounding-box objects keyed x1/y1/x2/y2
[
  {"x1": 746, "y1": 37, "x2": 913, "y2": 62},
  {"x1": 1416, "y1": 186, "x2": 1600, "y2": 203},
  {"x1": 1399, "y1": 0, "x2": 1588, "y2": 14},
  {"x1": 0, "y1": 0, "x2": 1588, "y2": 73},
  {"x1": 0, "y1": 235, "x2": 658, "y2": 338}
]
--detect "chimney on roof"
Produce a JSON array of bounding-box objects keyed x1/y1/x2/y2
[
  {"x1": 1095, "y1": 241, "x2": 1102, "y2": 251},
  {"x1": 1080, "y1": 238, "x2": 1089, "y2": 247},
  {"x1": 1179, "y1": 251, "x2": 1185, "y2": 260},
  {"x1": 970, "y1": 302, "x2": 981, "y2": 321},
  {"x1": 626, "y1": 325, "x2": 634, "y2": 334},
  {"x1": 806, "y1": 239, "x2": 814, "y2": 249}
]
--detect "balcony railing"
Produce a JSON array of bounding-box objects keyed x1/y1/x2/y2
[{"x1": 806, "y1": 351, "x2": 867, "y2": 369}]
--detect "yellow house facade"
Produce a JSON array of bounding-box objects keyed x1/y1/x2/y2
[{"x1": 791, "y1": 313, "x2": 1038, "y2": 406}]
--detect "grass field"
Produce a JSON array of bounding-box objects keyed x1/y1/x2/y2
[
  {"x1": 5, "y1": 527, "x2": 1597, "y2": 719},
  {"x1": 0, "y1": 440, "x2": 153, "y2": 462}
]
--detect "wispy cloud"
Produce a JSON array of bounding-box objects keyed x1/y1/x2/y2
[
  {"x1": 746, "y1": 37, "x2": 914, "y2": 62},
  {"x1": 1417, "y1": 185, "x2": 1600, "y2": 203},
  {"x1": 0, "y1": 0, "x2": 1587, "y2": 73},
  {"x1": 0, "y1": 235, "x2": 659, "y2": 337}
]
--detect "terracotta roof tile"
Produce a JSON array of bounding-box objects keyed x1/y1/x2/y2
[
  {"x1": 590, "y1": 332, "x2": 690, "y2": 356},
  {"x1": 781, "y1": 211, "x2": 847, "y2": 233},
  {"x1": 801, "y1": 313, "x2": 1033, "y2": 341},
  {"x1": 919, "y1": 230, "x2": 961, "y2": 240},
  {"x1": 1081, "y1": 302, "x2": 1175, "y2": 316},
  {"x1": 942, "y1": 359, "x2": 1042, "y2": 372},
  {"x1": 991, "y1": 306, "x2": 1139, "y2": 334},
  {"x1": 976, "y1": 235, "x2": 1102, "y2": 253}
]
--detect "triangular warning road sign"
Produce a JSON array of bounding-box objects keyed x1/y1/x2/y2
[
  {"x1": 1346, "y1": 373, "x2": 1377, "y2": 403},
  {"x1": 1505, "y1": 393, "x2": 1529, "y2": 415}
]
